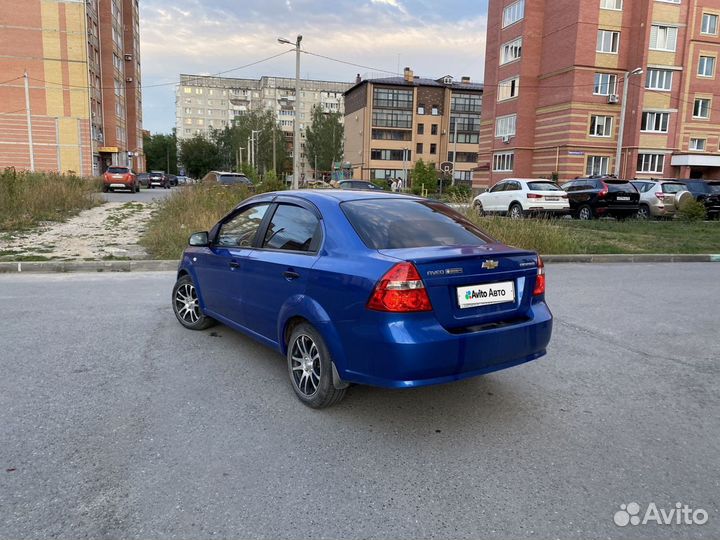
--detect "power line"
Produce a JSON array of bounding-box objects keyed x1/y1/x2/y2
[
  {"x1": 301, "y1": 50, "x2": 399, "y2": 76},
  {"x1": 0, "y1": 108, "x2": 26, "y2": 116},
  {"x1": 0, "y1": 76, "x2": 22, "y2": 86}
]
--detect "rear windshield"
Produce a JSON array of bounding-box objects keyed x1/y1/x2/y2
[
  {"x1": 341, "y1": 199, "x2": 494, "y2": 250},
  {"x1": 107, "y1": 167, "x2": 129, "y2": 174},
  {"x1": 528, "y1": 182, "x2": 562, "y2": 191},
  {"x1": 605, "y1": 181, "x2": 637, "y2": 193},
  {"x1": 662, "y1": 183, "x2": 686, "y2": 194},
  {"x1": 219, "y1": 175, "x2": 250, "y2": 185},
  {"x1": 709, "y1": 183, "x2": 720, "y2": 194}
]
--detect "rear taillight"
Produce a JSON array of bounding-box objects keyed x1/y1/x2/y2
[
  {"x1": 367, "y1": 262, "x2": 432, "y2": 312},
  {"x1": 527, "y1": 193, "x2": 543, "y2": 199},
  {"x1": 598, "y1": 182, "x2": 609, "y2": 198},
  {"x1": 533, "y1": 256, "x2": 546, "y2": 296},
  {"x1": 655, "y1": 192, "x2": 665, "y2": 200}
]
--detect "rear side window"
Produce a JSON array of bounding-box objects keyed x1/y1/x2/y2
[
  {"x1": 606, "y1": 181, "x2": 637, "y2": 193},
  {"x1": 709, "y1": 183, "x2": 720, "y2": 194},
  {"x1": 528, "y1": 182, "x2": 562, "y2": 191},
  {"x1": 216, "y1": 204, "x2": 270, "y2": 247},
  {"x1": 342, "y1": 199, "x2": 494, "y2": 250},
  {"x1": 219, "y1": 175, "x2": 250, "y2": 185},
  {"x1": 107, "y1": 167, "x2": 128, "y2": 174},
  {"x1": 262, "y1": 204, "x2": 321, "y2": 252},
  {"x1": 662, "y1": 183, "x2": 686, "y2": 194}
]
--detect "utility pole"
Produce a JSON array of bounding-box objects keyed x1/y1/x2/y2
[
  {"x1": 251, "y1": 130, "x2": 260, "y2": 171},
  {"x1": 247, "y1": 136, "x2": 251, "y2": 168},
  {"x1": 23, "y1": 70, "x2": 35, "y2": 172},
  {"x1": 272, "y1": 132, "x2": 277, "y2": 173},
  {"x1": 451, "y1": 120, "x2": 458, "y2": 186},
  {"x1": 278, "y1": 35, "x2": 302, "y2": 189}
]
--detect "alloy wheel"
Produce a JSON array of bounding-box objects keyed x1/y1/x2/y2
[
  {"x1": 579, "y1": 207, "x2": 592, "y2": 220},
  {"x1": 174, "y1": 282, "x2": 201, "y2": 324},
  {"x1": 509, "y1": 205, "x2": 523, "y2": 219},
  {"x1": 290, "y1": 334, "x2": 321, "y2": 397},
  {"x1": 637, "y1": 206, "x2": 650, "y2": 220}
]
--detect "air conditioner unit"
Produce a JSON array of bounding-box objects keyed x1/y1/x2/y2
[
  {"x1": 124, "y1": 54, "x2": 133, "y2": 61},
  {"x1": 502, "y1": 135, "x2": 511, "y2": 144},
  {"x1": 608, "y1": 94, "x2": 619, "y2": 104},
  {"x1": 126, "y1": 77, "x2": 133, "y2": 83}
]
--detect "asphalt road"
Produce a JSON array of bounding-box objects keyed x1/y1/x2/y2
[
  {"x1": 101, "y1": 185, "x2": 177, "y2": 203},
  {"x1": 1, "y1": 264, "x2": 718, "y2": 539}
]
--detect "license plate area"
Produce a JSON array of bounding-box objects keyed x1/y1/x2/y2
[
  {"x1": 545, "y1": 196, "x2": 559, "y2": 201},
  {"x1": 617, "y1": 196, "x2": 630, "y2": 201},
  {"x1": 457, "y1": 281, "x2": 516, "y2": 309}
]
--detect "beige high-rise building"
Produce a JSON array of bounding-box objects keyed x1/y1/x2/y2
[{"x1": 176, "y1": 74, "x2": 351, "y2": 175}]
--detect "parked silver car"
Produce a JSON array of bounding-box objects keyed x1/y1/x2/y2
[{"x1": 630, "y1": 180, "x2": 690, "y2": 219}]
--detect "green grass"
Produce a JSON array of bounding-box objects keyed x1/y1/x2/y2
[{"x1": 0, "y1": 168, "x2": 101, "y2": 231}]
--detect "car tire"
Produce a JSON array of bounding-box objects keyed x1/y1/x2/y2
[
  {"x1": 172, "y1": 275, "x2": 215, "y2": 331},
  {"x1": 636, "y1": 205, "x2": 650, "y2": 220},
  {"x1": 473, "y1": 200, "x2": 485, "y2": 216},
  {"x1": 287, "y1": 322, "x2": 347, "y2": 409},
  {"x1": 578, "y1": 205, "x2": 593, "y2": 220},
  {"x1": 102, "y1": 185, "x2": 109, "y2": 193},
  {"x1": 508, "y1": 203, "x2": 524, "y2": 220}
]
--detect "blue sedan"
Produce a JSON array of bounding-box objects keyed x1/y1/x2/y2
[{"x1": 172, "y1": 190, "x2": 552, "y2": 408}]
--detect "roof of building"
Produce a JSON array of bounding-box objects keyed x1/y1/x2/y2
[{"x1": 344, "y1": 75, "x2": 484, "y2": 96}]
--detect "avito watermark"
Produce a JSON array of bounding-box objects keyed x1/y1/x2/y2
[{"x1": 614, "y1": 502, "x2": 709, "y2": 527}]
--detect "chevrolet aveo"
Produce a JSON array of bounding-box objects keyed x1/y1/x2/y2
[{"x1": 172, "y1": 190, "x2": 553, "y2": 408}]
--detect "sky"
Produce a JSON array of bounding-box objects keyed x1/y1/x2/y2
[{"x1": 139, "y1": 0, "x2": 489, "y2": 134}]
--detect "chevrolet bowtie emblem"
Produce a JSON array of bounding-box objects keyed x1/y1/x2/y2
[{"x1": 482, "y1": 259, "x2": 499, "y2": 270}]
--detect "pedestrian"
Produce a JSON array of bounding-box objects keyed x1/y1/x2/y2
[
  {"x1": 391, "y1": 178, "x2": 398, "y2": 192},
  {"x1": 397, "y1": 177, "x2": 404, "y2": 192}
]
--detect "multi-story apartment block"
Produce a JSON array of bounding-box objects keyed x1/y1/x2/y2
[
  {"x1": 343, "y1": 68, "x2": 483, "y2": 184},
  {"x1": 176, "y1": 75, "x2": 351, "y2": 174},
  {"x1": 0, "y1": 0, "x2": 144, "y2": 175},
  {"x1": 477, "y1": 0, "x2": 720, "y2": 188}
]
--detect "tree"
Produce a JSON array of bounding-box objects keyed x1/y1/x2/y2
[
  {"x1": 411, "y1": 159, "x2": 438, "y2": 193},
  {"x1": 178, "y1": 135, "x2": 221, "y2": 179},
  {"x1": 304, "y1": 105, "x2": 343, "y2": 176},
  {"x1": 143, "y1": 131, "x2": 178, "y2": 174}
]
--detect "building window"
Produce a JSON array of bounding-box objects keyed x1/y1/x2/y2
[
  {"x1": 431, "y1": 124, "x2": 438, "y2": 135},
  {"x1": 502, "y1": 0, "x2": 525, "y2": 28},
  {"x1": 586, "y1": 156, "x2": 610, "y2": 176},
  {"x1": 417, "y1": 105, "x2": 425, "y2": 114},
  {"x1": 449, "y1": 133, "x2": 479, "y2": 144},
  {"x1": 495, "y1": 114, "x2": 517, "y2": 138},
  {"x1": 372, "y1": 110, "x2": 412, "y2": 128},
  {"x1": 597, "y1": 30, "x2": 620, "y2": 53},
  {"x1": 497, "y1": 77, "x2": 520, "y2": 101},
  {"x1": 646, "y1": 69, "x2": 673, "y2": 90},
  {"x1": 500, "y1": 38, "x2": 522, "y2": 65},
  {"x1": 371, "y1": 149, "x2": 411, "y2": 161},
  {"x1": 637, "y1": 154, "x2": 665, "y2": 174},
  {"x1": 698, "y1": 56, "x2": 716, "y2": 77},
  {"x1": 431, "y1": 105, "x2": 439, "y2": 115},
  {"x1": 589, "y1": 115, "x2": 613, "y2": 137},
  {"x1": 650, "y1": 25, "x2": 678, "y2": 51},
  {"x1": 430, "y1": 144, "x2": 437, "y2": 155},
  {"x1": 493, "y1": 152, "x2": 514, "y2": 172},
  {"x1": 701, "y1": 13, "x2": 719, "y2": 35},
  {"x1": 447, "y1": 151, "x2": 478, "y2": 163},
  {"x1": 600, "y1": 0, "x2": 623, "y2": 10},
  {"x1": 641, "y1": 111, "x2": 670, "y2": 132},
  {"x1": 594, "y1": 73, "x2": 618, "y2": 95},
  {"x1": 693, "y1": 98, "x2": 711, "y2": 118},
  {"x1": 416, "y1": 143, "x2": 424, "y2": 154},
  {"x1": 417, "y1": 123, "x2": 424, "y2": 135},
  {"x1": 450, "y1": 114, "x2": 481, "y2": 133},
  {"x1": 373, "y1": 88, "x2": 413, "y2": 109},
  {"x1": 689, "y1": 138, "x2": 706, "y2": 151},
  {"x1": 451, "y1": 93, "x2": 482, "y2": 113}
]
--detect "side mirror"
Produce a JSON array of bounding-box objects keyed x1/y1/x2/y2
[{"x1": 188, "y1": 231, "x2": 209, "y2": 247}]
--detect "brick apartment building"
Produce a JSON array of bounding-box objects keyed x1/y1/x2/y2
[
  {"x1": 344, "y1": 68, "x2": 483, "y2": 184},
  {"x1": 477, "y1": 0, "x2": 720, "y2": 188},
  {"x1": 0, "y1": 0, "x2": 144, "y2": 176},
  {"x1": 176, "y1": 74, "x2": 351, "y2": 176}
]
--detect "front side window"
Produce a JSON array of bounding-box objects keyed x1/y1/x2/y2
[
  {"x1": 693, "y1": 98, "x2": 711, "y2": 118},
  {"x1": 597, "y1": 30, "x2": 620, "y2": 53},
  {"x1": 641, "y1": 111, "x2": 670, "y2": 132},
  {"x1": 586, "y1": 156, "x2": 609, "y2": 176},
  {"x1": 500, "y1": 38, "x2": 522, "y2": 64},
  {"x1": 262, "y1": 205, "x2": 321, "y2": 252},
  {"x1": 503, "y1": 0, "x2": 525, "y2": 27},
  {"x1": 698, "y1": 56, "x2": 716, "y2": 77},
  {"x1": 493, "y1": 152, "x2": 514, "y2": 172},
  {"x1": 217, "y1": 204, "x2": 270, "y2": 248},
  {"x1": 590, "y1": 115, "x2": 613, "y2": 137},
  {"x1": 650, "y1": 25, "x2": 678, "y2": 51},
  {"x1": 646, "y1": 69, "x2": 673, "y2": 90},
  {"x1": 594, "y1": 73, "x2": 618, "y2": 95},
  {"x1": 637, "y1": 154, "x2": 665, "y2": 174}
]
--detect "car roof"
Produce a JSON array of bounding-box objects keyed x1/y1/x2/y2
[
  {"x1": 250, "y1": 189, "x2": 422, "y2": 204},
  {"x1": 498, "y1": 178, "x2": 555, "y2": 183}
]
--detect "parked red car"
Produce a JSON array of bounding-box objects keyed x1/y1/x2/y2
[{"x1": 103, "y1": 166, "x2": 139, "y2": 193}]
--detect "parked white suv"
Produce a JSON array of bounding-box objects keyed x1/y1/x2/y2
[{"x1": 473, "y1": 178, "x2": 570, "y2": 218}]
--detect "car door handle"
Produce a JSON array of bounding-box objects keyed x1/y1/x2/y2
[
  {"x1": 283, "y1": 270, "x2": 300, "y2": 281},
  {"x1": 229, "y1": 260, "x2": 240, "y2": 269}
]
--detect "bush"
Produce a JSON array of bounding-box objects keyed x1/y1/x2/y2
[
  {"x1": 677, "y1": 198, "x2": 707, "y2": 222},
  {"x1": 444, "y1": 184, "x2": 472, "y2": 200},
  {"x1": 140, "y1": 182, "x2": 250, "y2": 260},
  {"x1": 257, "y1": 170, "x2": 285, "y2": 193},
  {"x1": 0, "y1": 168, "x2": 100, "y2": 231}
]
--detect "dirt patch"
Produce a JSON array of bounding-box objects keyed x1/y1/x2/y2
[{"x1": 0, "y1": 201, "x2": 157, "y2": 261}]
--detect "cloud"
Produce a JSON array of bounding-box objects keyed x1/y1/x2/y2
[{"x1": 139, "y1": 0, "x2": 487, "y2": 133}]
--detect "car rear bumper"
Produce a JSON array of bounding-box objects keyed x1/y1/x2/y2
[{"x1": 336, "y1": 301, "x2": 552, "y2": 388}]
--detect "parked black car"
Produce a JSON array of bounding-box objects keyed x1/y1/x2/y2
[
  {"x1": 338, "y1": 180, "x2": 383, "y2": 191},
  {"x1": 168, "y1": 174, "x2": 178, "y2": 187},
  {"x1": 676, "y1": 179, "x2": 720, "y2": 218},
  {"x1": 136, "y1": 172, "x2": 150, "y2": 188},
  {"x1": 561, "y1": 177, "x2": 640, "y2": 220},
  {"x1": 147, "y1": 171, "x2": 170, "y2": 189}
]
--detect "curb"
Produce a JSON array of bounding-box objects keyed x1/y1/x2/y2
[{"x1": 1, "y1": 254, "x2": 719, "y2": 274}]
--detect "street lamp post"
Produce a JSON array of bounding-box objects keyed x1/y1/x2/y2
[
  {"x1": 614, "y1": 67, "x2": 643, "y2": 178},
  {"x1": 251, "y1": 129, "x2": 260, "y2": 170},
  {"x1": 278, "y1": 35, "x2": 302, "y2": 189}
]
